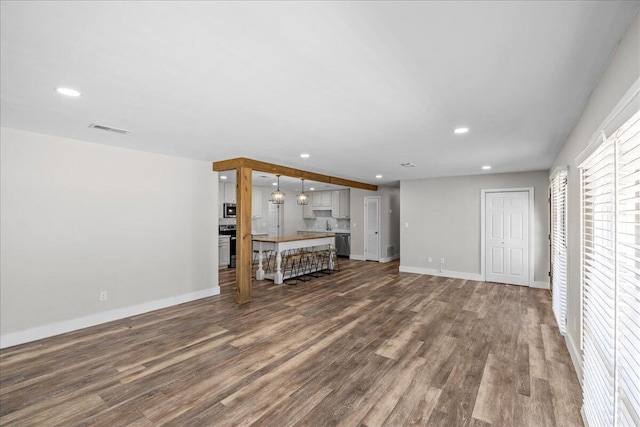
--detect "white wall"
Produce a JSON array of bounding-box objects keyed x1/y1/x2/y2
[
  {"x1": 400, "y1": 170, "x2": 550, "y2": 283},
  {"x1": 379, "y1": 187, "x2": 400, "y2": 261},
  {"x1": 0, "y1": 128, "x2": 218, "y2": 347},
  {"x1": 549, "y1": 13, "x2": 640, "y2": 377}
]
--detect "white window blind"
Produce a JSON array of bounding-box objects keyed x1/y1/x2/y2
[
  {"x1": 551, "y1": 168, "x2": 568, "y2": 335},
  {"x1": 581, "y1": 110, "x2": 640, "y2": 427},
  {"x1": 615, "y1": 111, "x2": 640, "y2": 427}
]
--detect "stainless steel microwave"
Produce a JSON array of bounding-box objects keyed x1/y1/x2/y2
[{"x1": 223, "y1": 203, "x2": 236, "y2": 218}]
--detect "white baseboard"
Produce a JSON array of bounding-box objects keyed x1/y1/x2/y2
[
  {"x1": 349, "y1": 254, "x2": 399, "y2": 263},
  {"x1": 0, "y1": 286, "x2": 220, "y2": 349},
  {"x1": 399, "y1": 265, "x2": 483, "y2": 281},
  {"x1": 566, "y1": 331, "x2": 583, "y2": 387},
  {"x1": 531, "y1": 280, "x2": 550, "y2": 289}
]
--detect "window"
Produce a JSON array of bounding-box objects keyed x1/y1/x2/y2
[
  {"x1": 580, "y1": 110, "x2": 640, "y2": 427},
  {"x1": 551, "y1": 167, "x2": 568, "y2": 335}
]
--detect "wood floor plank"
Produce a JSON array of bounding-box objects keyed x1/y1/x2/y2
[
  {"x1": 472, "y1": 353, "x2": 515, "y2": 425},
  {"x1": 0, "y1": 260, "x2": 583, "y2": 426},
  {"x1": 547, "y1": 360, "x2": 583, "y2": 426},
  {"x1": 383, "y1": 383, "x2": 441, "y2": 427},
  {"x1": 360, "y1": 354, "x2": 427, "y2": 426},
  {"x1": 513, "y1": 377, "x2": 557, "y2": 427}
]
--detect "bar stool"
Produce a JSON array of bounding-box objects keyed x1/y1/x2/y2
[
  {"x1": 283, "y1": 250, "x2": 303, "y2": 285},
  {"x1": 297, "y1": 250, "x2": 314, "y2": 282},
  {"x1": 308, "y1": 247, "x2": 327, "y2": 278},
  {"x1": 328, "y1": 247, "x2": 340, "y2": 273},
  {"x1": 315, "y1": 247, "x2": 332, "y2": 276},
  {"x1": 252, "y1": 250, "x2": 260, "y2": 278}
]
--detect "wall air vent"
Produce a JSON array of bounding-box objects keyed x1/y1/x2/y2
[
  {"x1": 400, "y1": 162, "x2": 416, "y2": 167},
  {"x1": 89, "y1": 124, "x2": 130, "y2": 135}
]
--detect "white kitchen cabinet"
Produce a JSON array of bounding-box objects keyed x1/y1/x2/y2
[
  {"x1": 218, "y1": 236, "x2": 230, "y2": 268},
  {"x1": 224, "y1": 182, "x2": 236, "y2": 204},
  {"x1": 312, "y1": 191, "x2": 332, "y2": 209},
  {"x1": 312, "y1": 191, "x2": 322, "y2": 207},
  {"x1": 303, "y1": 201, "x2": 315, "y2": 218},
  {"x1": 340, "y1": 189, "x2": 350, "y2": 218},
  {"x1": 321, "y1": 191, "x2": 332, "y2": 207},
  {"x1": 331, "y1": 191, "x2": 340, "y2": 217},
  {"x1": 331, "y1": 190, "x2": 350, "y2": 218},
  {"x1": 252, "y1": 189, "x2": 262, "y2": 218}
]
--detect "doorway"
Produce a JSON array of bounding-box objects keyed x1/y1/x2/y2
[
  {"x1": 481, "y1": 189, "x2": 534, "y2": 286},
  {"x1": 268, "y1": 201, "x2": 284, "y2": 238},
  {"x1": 364, "y1": 196, "x2": 380, "y2": 261}
]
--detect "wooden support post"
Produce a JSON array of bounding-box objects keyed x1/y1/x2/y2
[{"x1": 235, "y1": 166, "x2": 252, "y2": 304}]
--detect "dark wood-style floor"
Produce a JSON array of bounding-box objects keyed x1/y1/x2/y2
[{"x1": 0, "y1": 259, "x2": 583, "y2": 426}]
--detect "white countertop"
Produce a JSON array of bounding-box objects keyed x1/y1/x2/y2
[{"x1": 298, "y1": 229, "x2": 350, "y2": 234}]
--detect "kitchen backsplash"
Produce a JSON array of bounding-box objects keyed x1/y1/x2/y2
[
  {"x1": 219, "y1": 218, "x2": 236, "y2": 226},
  {"x1": 303, "y1": 210, "x2": 350, "y2": 231}
]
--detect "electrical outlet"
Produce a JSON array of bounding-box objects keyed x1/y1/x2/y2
[
  {"x1": 405, "y1": 222, "x2": 409, "y2": 228},
  {"x1": 440, "y1": 258, "x2": 445, "y2": 264},
  {"x1": 99, "y1": 290, "x2": 107, "y2": 301},
  {"x1": 428, "y1": 257, "x2": 433, "y2": 263}
]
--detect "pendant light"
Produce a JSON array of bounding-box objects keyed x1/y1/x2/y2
[
  {"x1": 296, "y1": 179, "x2": 309, "y2": 205},
  {"x1": 271, "y1": 174, "x2": 285, "y2": 204}
]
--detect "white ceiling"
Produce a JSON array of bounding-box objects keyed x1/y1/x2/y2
[{"x1": 1, "y1": 2, "x2": 638, "y2": 186}]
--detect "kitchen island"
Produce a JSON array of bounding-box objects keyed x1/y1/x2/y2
[{"x1": 253, "y1": 233, "x2": 336, "y2": 284}]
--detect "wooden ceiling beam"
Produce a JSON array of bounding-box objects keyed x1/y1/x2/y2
[{"x1": 212, "y1": 157, "x2": 377, "y2": 191}]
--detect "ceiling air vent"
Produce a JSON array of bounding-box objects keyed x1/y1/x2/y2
[
  {"x1": 89, "y1": 124, "x2": 130, "y2": 135},
  {"x1": 400, "y1": 162, "x2": 416, "y2": 168}
]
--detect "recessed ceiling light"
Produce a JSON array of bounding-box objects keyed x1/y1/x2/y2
[
  {"x1": 454, "y1": 127, "x2": 469, "y2": 134},
  {"x1": 310, "y1": 187, "x2": 315, "y2": 191},
  {"x1": 482, "y1": 165, "x2": 492, "y2": 170},
  {"x1": 375, "y1": 174, "x2": 383, "y2": 179},
  {"x1": 55, "y1": 87, "x2": 81, "y2": 97},
  {"x1": 220, "y1": 176, "x2": 227, "y2": 180},
  {"x1": 401, "y1": 163, "x2": 417, "y2": 168},
  {"x1": 300, "y1": 153, "x2": 310, "y2": 158},
  {"x1": 272, "y1": 182, "x2": 278, "y2": 186}
]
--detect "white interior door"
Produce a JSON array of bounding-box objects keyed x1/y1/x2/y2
[
  {"x1": 268, "y1": 202, "x2": 284, "y2": 237},
  {"x1": 485, "y1": 191, "x2": 529, "y2": 286},
  {"x1": 365, "y1": 197, "x2": 380, "y2": 261}
]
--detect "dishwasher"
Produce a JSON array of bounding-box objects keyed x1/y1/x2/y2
[{"x1": 335, "y1": 233, "x2": 350, "y2": 257}]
